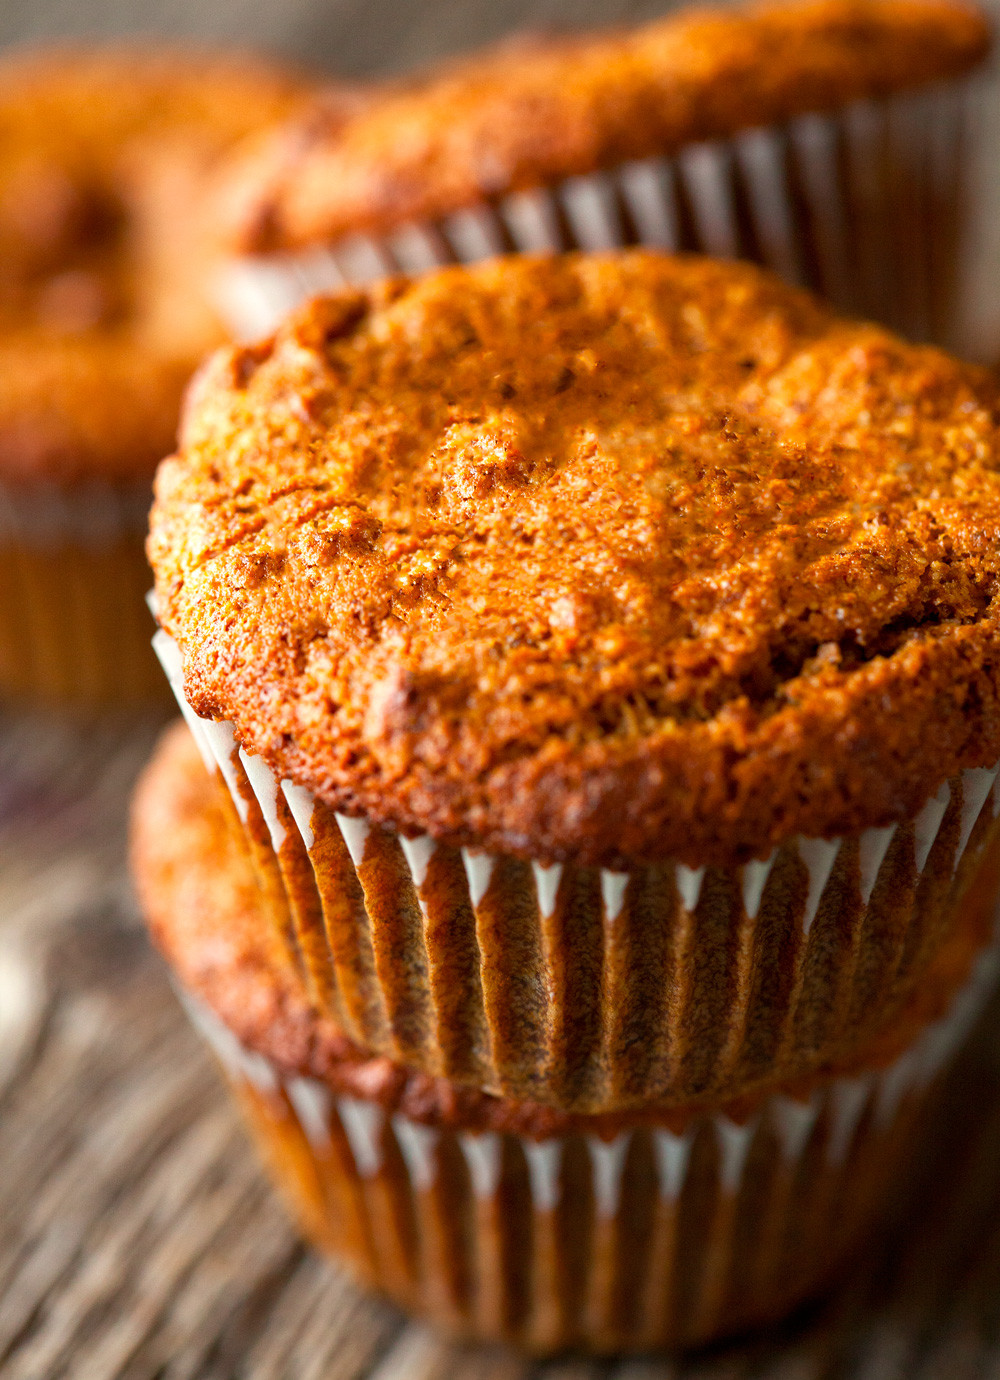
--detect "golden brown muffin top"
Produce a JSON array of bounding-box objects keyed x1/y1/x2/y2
[
  {"x1": 217, "y1": 0, "x2": 990, "y2": 253},
  {"x1": 0, "y1": 46, "x2": 319, "y2": 485},
  {"x1": 132, "y1": 721, "x2": 999, "y2": 1139},
  {"x1": 151, "y1": 253, "x2": 1000, "y2": 868}
]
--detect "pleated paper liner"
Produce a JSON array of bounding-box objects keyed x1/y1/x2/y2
[
  {"x1": 217, "y1": 79, "x2": 971, "y2": 351},
  {"x1": 154, "y1": 629, "x2": 1000, "y2": 1116},
  {"x1": 0, "y1": 481, "x2": 168, "y2": 707},
  {"x1": 177, "y1": 944, "x2": 1000, "y2": 1354}
]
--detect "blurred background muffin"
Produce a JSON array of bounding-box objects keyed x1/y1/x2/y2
[
  {"x1": 208, "y1": 0, "x2": 991, "y2": 348},
  {"x1": 0, "y1": 47, "x2": 318, "y2": 707}
]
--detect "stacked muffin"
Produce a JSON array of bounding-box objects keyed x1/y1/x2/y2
[
  {"x1": 0, "y1": 47, "x2": 317, "y2": 706},
  {"x1": 135, "y1": 249, "x2": 1000, "y2": 1350}
]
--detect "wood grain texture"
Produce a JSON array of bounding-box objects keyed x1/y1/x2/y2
[{"x1": 5, "y1": 715, "x2": 1000, "y2": 1378}]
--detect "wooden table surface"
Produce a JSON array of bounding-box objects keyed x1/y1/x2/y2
[{"x1": 2, "y1": 0, "x2": 1000, "y2": 1374}]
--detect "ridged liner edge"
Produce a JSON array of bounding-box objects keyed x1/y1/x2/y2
[
  {"x1": 154, "y1": 629, "x2": 1000, "y2": 1113},
  {"x1": 177, "y1": 942, "x2": 999, "y2": 1351},
  {"x1": 216, "y1": 80, "x2": 970, "y2": 353}
]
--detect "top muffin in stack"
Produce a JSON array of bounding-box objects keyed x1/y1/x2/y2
[{"x1": 149, "y1": 249, "x2": 1000, "y2": 1115}]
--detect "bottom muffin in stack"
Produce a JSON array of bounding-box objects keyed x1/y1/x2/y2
[{"x1": 131, "y1": 723, "x2": 1000, "y2": 1354}]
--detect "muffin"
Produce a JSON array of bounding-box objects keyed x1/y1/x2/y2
[
  {"x1": 0, "y1": 46, "x2": 319, "y2": 706},
  {"x1": 148, "y1": 251, "x2": 1000, "y2": 1116},
  {"x1": 212, "y1": 0, "x2": 990, "y2": 347},
  {"x1": 131, "y1": 720, "x2": 1000, "y2": 1353}
]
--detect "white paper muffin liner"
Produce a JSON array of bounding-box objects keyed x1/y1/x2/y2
[
  {"x1": 216, "y1": 79, "x2": 971, "y2": 349},
  {"x1": 177, "y1": 943, "x2": 1000, "y2": 1352},
  {"x1": 153, "y1": 627, "x2": 1000, "y2": 1115},
  {"x1": 0, "y1": 480, "x2": 166, "y2": 705}
]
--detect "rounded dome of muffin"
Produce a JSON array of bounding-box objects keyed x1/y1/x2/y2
[{"x1": 150, "y1": 251, "x2": 1000, "y2": 866}]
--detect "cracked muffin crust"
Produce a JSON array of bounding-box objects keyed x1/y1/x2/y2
[
  {"x1": 216, "y1": 0, "x2": 991, "y2": 254},
  {"x1": 150, "y1": 251, "x2": 1000, "y2": 870},
  {"x1": 0, "y1": 46, "x2": 317, "y2": 485}
]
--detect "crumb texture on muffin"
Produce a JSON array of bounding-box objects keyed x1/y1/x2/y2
[
  {"x1": 150, "y1": 252, "x2": 1000, "y2": 867},
  {"x1": 219, "y1": 0, "x2": 991, "y2": 252},
  {"x1": 0, "y1": 47, "x2": 314, "y2": 484}
]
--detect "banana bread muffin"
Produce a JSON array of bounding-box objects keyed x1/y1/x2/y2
[
  {"x1": 131, "y1": 720, "x2": 1000, "y2": 1353},
  {"x1": 0, "y1": 46, "x2": 317, "y2": 705},
  {"x1": 211, "y1": 0, "x2": 990, "y2": 345},
  {"x1": 149, "y1": 251, "x2": 1000, "y2": 1113}
]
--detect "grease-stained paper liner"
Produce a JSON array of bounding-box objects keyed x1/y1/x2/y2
[
  {"x1": 0, "y1": 480, "x2": 166, "y2": 706},
  {"x1": 178, "y1": 946, "x2": 999, "y2": 1353},
  {"x1": 218, "y1": 79, "x2": 971, "y2": 350},
  {"x1": 154, "y1": 629, "x2": 1000, "y2": 1115}
]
